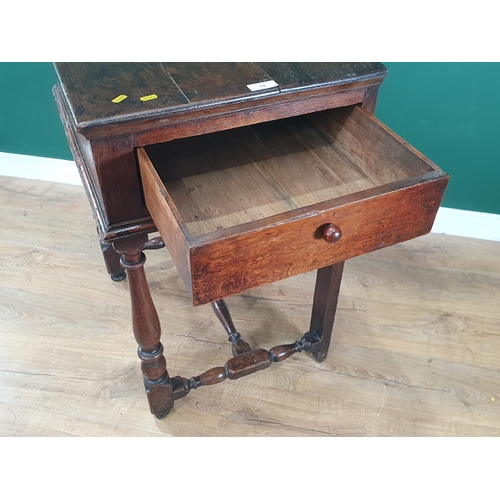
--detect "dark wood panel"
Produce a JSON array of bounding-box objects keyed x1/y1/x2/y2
[
  {"x1": 54, "y1": 63, "x2": 386, "y2": 138},
  {"x1": 91, "y1": 136, "x2": 149, "y2": 224},
  {"x1": 163, "y1": 62, "x2": 276, "y2": 102},
  {"x1": 54, "y1": 62, "x2": 189, "y2": 126},
  {"x1": 52, "y1": 84, "x2": 109, "y2": 231},
  {"x1": 310, "y1": 262, "x2": 345, "y2": 362},
  {"x1": 256, "y1": 62, "x2": 387, "y2": 92}
]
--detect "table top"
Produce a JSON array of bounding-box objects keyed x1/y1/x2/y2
[{"x1": 54, "y1": 63, "x2": 387, "y2": 136}]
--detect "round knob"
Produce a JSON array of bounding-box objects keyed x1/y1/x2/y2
[{"x1": 322, "y1": 224, "x2": 342, "y2": 244}]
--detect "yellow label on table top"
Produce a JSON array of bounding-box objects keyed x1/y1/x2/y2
[
  {"x1": 112, "y1": 94, "x2": 128, "y2": 103},
  {"x1": 140, "y1": 94, "x2": 158, "y2": 102}
]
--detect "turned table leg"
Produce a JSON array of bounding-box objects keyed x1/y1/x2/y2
[
  {"x1": 113, "y1": 234, "x2": 174, "y2": 418},
  {"x1": 211, "y1": 299, "x2": 252, "y2": 356},
  {"x1": 310, "y1": 262, "x2": 345, "y2": 363}
]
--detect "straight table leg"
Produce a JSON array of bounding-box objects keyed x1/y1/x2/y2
[
  {"x1": 113, "y1": 234, "x2": 174, "y2": 418},
  {"x1": 310, "y1": 262, "x2": 345, "y2": 363}
]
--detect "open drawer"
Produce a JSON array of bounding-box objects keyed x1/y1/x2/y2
[{"x1": 138, "y1": 105, "x2": 449, "y2": 306}]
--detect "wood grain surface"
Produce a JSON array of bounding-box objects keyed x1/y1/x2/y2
[
  {"x1": 1, "y1": 175, "x2": 499, "y2": 436},
  {"x1": 145, "y1": 106, "x2": 436, "y2": 236},
  {"x1": 141, "y1": 105, "x2": 448, "y2": 304},
  {"x1": 54, "y1": 63, "x2": 386, "y2": 133},
  {"x1": 52, "y1": 63, "x2": 387, "y2": 248}
]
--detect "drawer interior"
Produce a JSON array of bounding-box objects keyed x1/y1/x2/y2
[
  {"x1": 139, "y1": 104, "x2": 448, "y2": 304},
  {"x1": 143, "y1": 105, "x2": 437, "y2": 238}
]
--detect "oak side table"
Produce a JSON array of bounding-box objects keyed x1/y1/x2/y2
[{"x1": 54, "y1": 63, "x2": 449, "y2": 418}]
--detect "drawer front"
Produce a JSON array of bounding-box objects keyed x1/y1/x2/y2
[
  {"x1": 188, "y1": 175, "x2": 448, "y2": 305},
  {"x1": 138, "y1": 105, "x2": 449, "y2": 306}
]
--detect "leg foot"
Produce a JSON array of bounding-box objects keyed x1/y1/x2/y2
[
  {"x1": 155, "y1": 413, "x2": 170, "y2": 420},
  {"x1": 111, "y1": 271, "x2": 127, "y2": 282},
  {"x1": 310, "y1": 262, "x2": 345, "y2": 362},
  {"x1": 144, "y1": 376, "x2": 174, "y2": 418}
]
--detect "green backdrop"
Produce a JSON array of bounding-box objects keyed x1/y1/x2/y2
[
  {"x1": 1, "y1": 62, "x2": 498, "y2": 215},
  {"x1": 376, "y1": 63, "x2": 499, "y2": 216}
]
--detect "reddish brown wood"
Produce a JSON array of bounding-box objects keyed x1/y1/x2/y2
[
  {"x1": 211, "y1": 299, "x2": 237, "y2": 336},
  {"x1": 91, "y1": 137, "x2": 147, "y2": 225},
  {"x1": 169, "y1": 330, "x2": 323, "y2": 400},
  {"x1": 362, "y1": 85, "x2": 381, "y2": 115},
  {"x1": 139, "y1": 104, "x2": 449, "y2": 305},
  {"x1": 310, "y1": 262, "x2": 345, "y2": 362},
  {"x1": 212, "y1": 299, "x2": 252, "y2": 355},
  {"x1": 55, "y1": 83, "x2": 156, "y2": 241},
  {"x1": 54, "y1": 63, "x2": 387, "y2": 277},
  {"x1": 226, "y1": 349, "x2": 272, "y2": 380},
  {"x1": 137, "y1": 147, "x2": 193, "y2": 296},
  {"x1": 53, "y1": 63, "x2": 451, "y2": 419},
  {"x1": 134, "y1": 88, "x2": 368, "y2": 148},
  {"x1": 268, "y1": 343, "x2": 302, "y2": 362},
  {"x1": 113, "y1": 234, "x2": 174, "y2": 418},
  {"x1": 322, "y1": 224, "x2": 343, "y2": 244},
  {"x1": 186, "y1": 175, "x2": 448, "y2": 305},
  {"x1": 191, "y1": 367, "x2": 228, "y2": 388},
  {"x1": 230, "y1": 339, "x2": 252, "y2": 357}
]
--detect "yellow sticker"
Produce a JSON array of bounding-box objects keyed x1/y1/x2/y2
[
  {"x1": 140, "y1": 94, "x2": 158, "y2": 102},
  {"x1": 112, "y1": 94, "x2": 128, "y2": 103}
]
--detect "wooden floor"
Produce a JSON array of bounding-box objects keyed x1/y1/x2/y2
[{"x1": 1, "y1": 175, "x2": 499, "y2": 437}]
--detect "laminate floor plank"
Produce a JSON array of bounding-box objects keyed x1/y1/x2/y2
[{"x1": 1, "y1": 175, "x2": 499, "y2": 436}]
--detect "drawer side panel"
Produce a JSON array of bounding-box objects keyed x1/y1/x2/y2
[{"x1": 138, "y1": 148, "x2": 192, "y2": 296}]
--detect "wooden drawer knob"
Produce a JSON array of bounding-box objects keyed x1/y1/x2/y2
[{"x1": 322, "y1": 224, "x2": 342, "y2": 244}]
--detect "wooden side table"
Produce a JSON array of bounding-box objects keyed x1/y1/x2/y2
[{"x1": 54, "y1": 63, "x2": 449, "y2": 418}]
